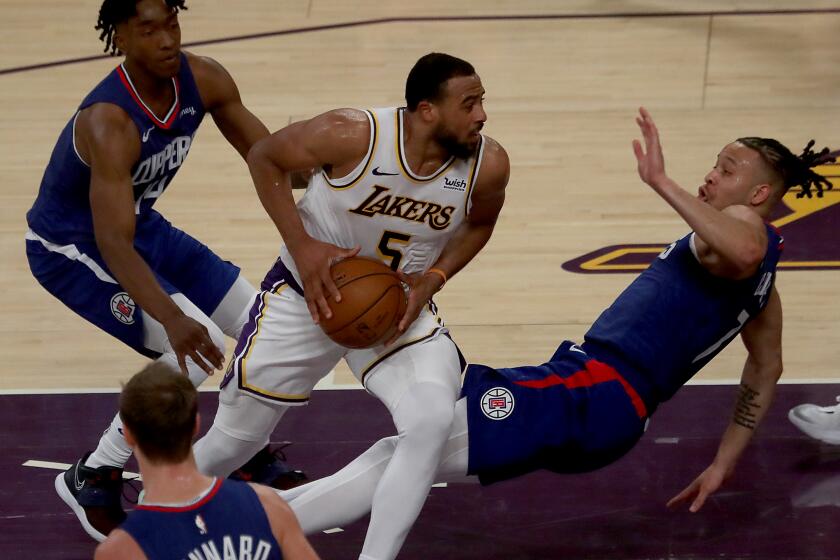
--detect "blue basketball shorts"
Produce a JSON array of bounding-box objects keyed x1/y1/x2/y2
[
  {"x1": 25, "y1": 216, "x2": 240, "y2": 358},
  {"x1": 462, "y1": 341, "x2": 649, "y2": 485}
]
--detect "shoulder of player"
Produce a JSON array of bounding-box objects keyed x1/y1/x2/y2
[
  {"x1": 474, "y1": 135, "x2": 510, "y2": 191},
  {"x1": 248, "y1": 483, "x2": 296, "y2": 530},
  {"x1": 94, "y1": 529, "x2": 146, "y2": 560},
  {"x1": 722, "y1": 204, "x2": 769, "y2": 243},
  {"x1": 77, "y1": 103, "x2": 140, "y2": 159},
  {"x1": 304, "y1": 108, "x2": 372, "y2": 160},
  {"x1": 183, "y1": 51, "x2": 237, "y2": 108}
]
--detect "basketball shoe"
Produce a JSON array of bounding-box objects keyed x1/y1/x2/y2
[
  {"x1": 229, "y1": 442, "x2": 308, "y2": 490},
  {"x1": 788, "y1": 396, "x2": 840, "y2": 445},
  {"x1": 54, "y1": 452, "x2": 126, "y2": 542}
]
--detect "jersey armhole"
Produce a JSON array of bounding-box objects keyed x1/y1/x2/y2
[
  {"x1": 464, "y1": 135, "x2": 486, "y2": 216},
  {"x1": 688, "y1": 232, "x2": 701, "y2": 263},
  {"x1": 322, "y1": 109, "x2": 377, "y2": 189},
  {"x1": 71, "y1": 111, "x2": 91, "y2": 168}
]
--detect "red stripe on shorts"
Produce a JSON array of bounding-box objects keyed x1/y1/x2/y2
[{"x1": 512, "y1": 359, "x2": 648, "y2": 418}]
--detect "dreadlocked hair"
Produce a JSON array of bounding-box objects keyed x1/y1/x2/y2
[
  {"x1": 737, "y1": 137, "x2": 838, "y2": 199},
  {"x1": 95, "y1": 0, "x2": 187, "y2": 55}
]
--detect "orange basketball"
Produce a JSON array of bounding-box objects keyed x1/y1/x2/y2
[{"x1": 319, "y1": 257, "x2": 407, "y2": 349}]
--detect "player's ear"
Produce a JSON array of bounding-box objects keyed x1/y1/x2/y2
[
  {"x1": 751, "y1": 182, "x2": 772, "y2": 206},
  {"x1": 193, "y1": 413, "x2": 201, "y2": 439},
  {"x1": 113, "y1": 24, "x2": 128, "y2": 55},
  {"x1": 122, "y1": 423, "x2": 137, "y2": 448},
  {"x1": 416, "y1": 100, "x2": 437, "y2": 124}
]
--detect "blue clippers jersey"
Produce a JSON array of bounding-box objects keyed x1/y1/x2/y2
[
  {"x1": 583, "y1": 225, "x2": 783, "y2": 406},
  {"x1": 121, "y1": 479, "x2": 282, "y2": 560},
  {"x1": 26, "y1": 53, "x2": 205, "y2": 244}
]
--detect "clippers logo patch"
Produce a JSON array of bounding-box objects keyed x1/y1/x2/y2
[
  {"x1": 480, "y1": 387, "x2": 515, "y2": 420},
  {"x1": 563, "y1": 161, "x2": 839, "y2": 273},
  {"x1": 110, "y1": 292, "x2": 136, "y2": 325}
]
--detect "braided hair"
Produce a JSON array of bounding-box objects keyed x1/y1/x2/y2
[
  {"x1": 95, "y1": 0, "x2": 187, "y2": 56},
  {"x1": 737, "y1": 137, "x2": 837, "y2": 198}
]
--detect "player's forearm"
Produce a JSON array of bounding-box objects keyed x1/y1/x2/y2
[
  {"x1": 713, "y1": 358, "x2": 781, "y2": 472},
  {"x1": 96, "y1": 238, "x2": 184, "y2": 325},
  {"x1": 431, "y1": 221, "x2": 495, "y2": 280},
  {"x1": 247, "y1": 144, "x2": 310, "y2": 249},
  {"x1": 654, "y1": 177, "x2": 764, "y2": 267}
]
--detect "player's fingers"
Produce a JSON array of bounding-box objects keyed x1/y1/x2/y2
[
  {"x1": 201, "y1": 340, "x2": 224, "y2": 369},
  {"x1": 176, "y1": 352, "x2": 189, "y2": 376},
  {"x1": 312, "y1": 282, "x2": 333, "y2": 320},
  {"x1": 304, "y1": 295, "x2": 321, "y2": 324},
  {"x1": 188, "y1": 348, "x2": 214, "y2": 375},
  {"x1": 395, "y1": 269, "x2": 412, "y2": 286},
  {"x1": 320, "y1": 268, "x2": 342, "y2": 305},
  {"x1": 689, "y1": 489, "x2": 708, "y2": 513},
  {"x1": 343, "y1": 245, "x2": 361, "y2": 258},
  {"x1": 666, "y1": 485, "x2": 695, "y2": 509},
  {"x1": 632, "y1": 139, "x2": 645, "y2": 162}
]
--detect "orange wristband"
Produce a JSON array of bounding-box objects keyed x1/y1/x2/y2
[{"x1": 425, "y1": 267, "x2": 447, "y2": 287}]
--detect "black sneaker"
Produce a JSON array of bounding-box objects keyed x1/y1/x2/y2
[
  {"x1": 54, "y1": 452, "x2": 126, "y2": 542},
  {"x1": 229, "y1": 443, "x2": 308, "y2": 490}
]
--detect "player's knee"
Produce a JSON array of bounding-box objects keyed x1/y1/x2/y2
[{"x1": 395, "y1": 383, "x2": 456, "y2": 442}]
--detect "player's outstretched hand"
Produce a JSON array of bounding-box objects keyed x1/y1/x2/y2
[
  {"x1": 291, "y1": 237, "x2": 360, "y2": 324},
  {"x1": 383, "y1": 269, "x2": 444, "y2": 346},
  {"x1": 632, "y1": 106, "x2": 669, "y2": 190},
  {"x1": 164, "y1": 314, "x2": 224, "y2": 376},
  {"x1": 667, "y1": 463, "x2": 730, "y2": 513}
]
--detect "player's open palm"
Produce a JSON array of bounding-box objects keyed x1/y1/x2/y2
[
  {"x1": 667, "y1": 463, "x2": 729, "y2": 513},
  {"x1": 164, "y1": 314, "x2": 224, "y2": 376},
  {"x1": 291, "y1": 237, "x2": 359, "y2": 324},
  {"x1": 632, "y1": 106, "x2": 668, "y2": 189}
]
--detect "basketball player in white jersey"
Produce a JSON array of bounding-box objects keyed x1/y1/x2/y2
[{"x1": 192, "y1": 52, "x2": 510, "y2": 560}]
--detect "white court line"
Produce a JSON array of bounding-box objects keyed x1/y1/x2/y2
[
  {"x1": 23, "y1": 460, "x2": 141, "y2": 481},
  {"x1": 0, "y1": 368, "x2": 364, "y2": 394},
  {"x1": 2, "y1": 376, "x2": 837, "y2": 395}
]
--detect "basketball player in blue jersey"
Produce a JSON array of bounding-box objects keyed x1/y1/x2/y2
[
  {"x1": 192, "y1": 53, "x2": 510, "y2": 560},
  {"x1": 264, "y1": 109, "x2": 836, "y2": 551},
  {"x1": 94, "y1": 363, "x2": 320, "y2": 560},
  {"x1": 26, "y1": 0, "x2": 302, "y2": 542}
]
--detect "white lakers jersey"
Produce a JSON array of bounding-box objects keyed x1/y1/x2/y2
[{"x1": 280, "y1": 107, "x2": 485, "y2": 280}]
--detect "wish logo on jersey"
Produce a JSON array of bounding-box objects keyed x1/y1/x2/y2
[
  {"x1": 563, "y1": 161, "x2": 839, "y2": 273},
  {"x1": 349, "y1": 184, "x2": 456, "y2": 230}
]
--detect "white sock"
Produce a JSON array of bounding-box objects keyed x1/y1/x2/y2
[{"x1": 84, "y1": 413, "x2": 132, "y2": 469}]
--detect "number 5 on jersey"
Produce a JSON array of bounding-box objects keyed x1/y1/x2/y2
[{"x1": 378, "y1": 231, "x2": 412, "y2": 270}]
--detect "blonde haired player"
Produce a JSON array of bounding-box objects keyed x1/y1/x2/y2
[{"x1": 193, "y1": 52, "x2": 510, "y2": 560}]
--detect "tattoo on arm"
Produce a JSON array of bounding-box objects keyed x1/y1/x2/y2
[{"x1": 733, "y1": 383, "x2": 760, "y2": 429}]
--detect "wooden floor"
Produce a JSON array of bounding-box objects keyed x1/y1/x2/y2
[{"x1": 1, "y1": 1, "x2": 838, "y2": 391}]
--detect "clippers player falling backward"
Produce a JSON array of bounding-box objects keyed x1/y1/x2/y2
[
  {"x1": 269, "y1": 109, "x2": 836, "y2": 546},
  {"x1": 192, "y1": 53, "x2": 511, "y2": 560}
]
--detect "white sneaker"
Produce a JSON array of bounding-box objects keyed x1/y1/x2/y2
[{"x1": 788, "y1": 396, "x2": 840, "y2": 445}]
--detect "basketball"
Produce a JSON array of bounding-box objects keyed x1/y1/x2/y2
[{"x1": 319, "y1": 257, "x2": 407, "y2": 349}]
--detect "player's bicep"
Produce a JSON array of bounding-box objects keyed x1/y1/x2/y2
[
  {"x1": 251, "y1": 109, "x2": 370, "y2": 173},
  {"x1": 192, "y1": 54, "x2": 269, "y2": 158},
  {"x1": 741, "y1": 286, "x2": 783, "y2": 376},
  {"x1": 467, "y1": 137, "x2": 509, "y2": 226},
  {"x1": 82, "y1": 107, "x2": 141, "y2": 245}
]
